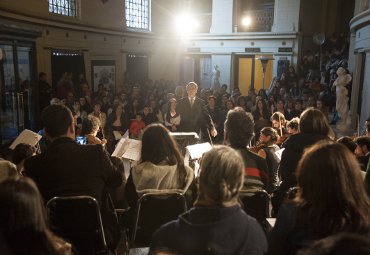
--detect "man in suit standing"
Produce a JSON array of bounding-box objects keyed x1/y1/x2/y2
[{"x1": 177, "y1": 82, "x2": 217, "y2": 141}]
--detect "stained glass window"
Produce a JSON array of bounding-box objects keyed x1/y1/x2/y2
[
  {"x1": 125, "y1": 0, "x2": 150, "y2": 31},
  {"x1": 49, "y1": 0, "x2": 76, "y2": 17}
]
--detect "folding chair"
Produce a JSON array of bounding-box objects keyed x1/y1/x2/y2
[
  {"x1": 130, "y1": 191, "x2": 187, "y2": 248},
  {"x1": 46, "y1": 196, "x2": 110, "y2": 255},
  {"x1": 239, "y1": 189, "x2": 270, "y2": 231}
]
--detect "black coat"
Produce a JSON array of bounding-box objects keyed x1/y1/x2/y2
[
  {"x1": 150, "y1": 205, "x2": 267, "y2": 255},
  {"x1": 279, "y1": 133, "x2": 328, "y2": 193},
  {"x1": 177, "y1": 97, "x2": 215, "y2": 135},
  {"x1": 24, "y1": 137, "x2": 123, "y2": 204}
]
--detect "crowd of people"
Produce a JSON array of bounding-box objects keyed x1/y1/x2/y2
[{"x1": 1, "y1": 37, "x2": 370, "y2": 254}]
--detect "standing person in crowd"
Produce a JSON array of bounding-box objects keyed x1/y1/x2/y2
[
  {"x1": 316, "y1": 98, "x2": 329, "y2": 120},
  {"x1": 38, "y1": 72, "x2": 53, "y2": 112},
  {"x1": 164, "y1": 98, "x2": 181, "y2": 132},
  {"x1": 72, "y1": 100, "x2": 87, "y2": 135},
  {"x1": 177, "y1": 82, "x2": 217, "y2": 142},
  {"x1": 0, "y1": 178, "x2": 73, "y2": 255},
  {"x1": 24, "y1": 104, "x2": 124, "y2": 251},
  {"x1": 276, "y1": 99, "x2": 286, "y2": 116},
  {"x1": 273, "y1": 108, "x2": 333, "y2": 213},
  {"x1": 207, "y1": 95, "x2": 222, "y2": 143},
  {"x1": 268, "y1": 142, "x2": 370, "y2": 255},
  {"x1": 150, "y1": 145, "x2": 267, "y2": 255},
  {"x1": 224, "y1": 107, "x2": 269, "y2": 191}
]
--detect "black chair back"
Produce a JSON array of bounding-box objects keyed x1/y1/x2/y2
[
  {"x1": 239, "y1": 189, "x2": 270, "y2": 231},
  {"x1": 131, "y1": 191, "x2": 187, "y2": 247},
  {"x1": 46, "y1": 196, "x2": 109, "y2": 255}
]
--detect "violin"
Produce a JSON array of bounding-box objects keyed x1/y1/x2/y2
[{"x1": 250, "y1": 141, "x2": 268, "y2": 154}]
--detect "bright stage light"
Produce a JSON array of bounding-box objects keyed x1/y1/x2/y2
[
  {"x1": 174, "y1": 14, "x2": 199, "y2": 36},
  {"x1": 242, "y1": 16, "x2": 252, "y2": 27}
]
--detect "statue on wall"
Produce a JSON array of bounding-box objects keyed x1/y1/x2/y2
[
  {"x1": 212, "y1": 65, "x2": 221, "y2": 91},
  {"x1": 333, "y1": 67, "x2": 352, "y2": 131}
]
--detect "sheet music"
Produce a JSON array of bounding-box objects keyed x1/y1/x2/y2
[
  {"x1": 186, "y1": 142, "x2": 212, "y2": 159},
  {"x1": 112, "y1": 137, "x2": 142, "y2": 161},
  {"x1": 9, "y1": 129, "x2": 42, "y2": 150}
]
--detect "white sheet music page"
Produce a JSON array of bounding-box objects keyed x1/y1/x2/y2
[
  {"x1": 9, "y1": 129, "x2": 42, "y2": 150},
  {"x1": 112, "y1": 137, "x2": 142, "y2": 161},
  {"x1": 186, "y1": 142, "x2": 212, "y2": 159}
]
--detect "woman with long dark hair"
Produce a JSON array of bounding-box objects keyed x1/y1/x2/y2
[
  {"x1": 125, "y1": 124, "x2": 194, "y2": 207},
  {"x1": 268, "y1": 141, "x2": 370, "y2": 255},
  {"x1": 105, "y1": 103, "x2": 130, "y2": 152},
  {"x1": 0, "y1": 177, "x2": 73, "y2": 255},
  {"x1": 164, "y1": 98, "x2": 181, "y2": 132}
]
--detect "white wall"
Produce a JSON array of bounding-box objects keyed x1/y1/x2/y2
[
  {"x1": 210, "y1": 0, "x2": 233, "y2": 34},
  {"x1": 272, "y1": 0, "x2": 301, "y2": 32}
]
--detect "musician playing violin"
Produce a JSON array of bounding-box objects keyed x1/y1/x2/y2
[{"x1": 271, "y1": 112, "x2": 289, "y2": 147}]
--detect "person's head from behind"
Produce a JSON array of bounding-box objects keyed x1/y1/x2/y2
[
  {"x1": 299, "y1": 107, "x2": 332, "y2": 137},
  {"x1": 287, "y1": 117, "x2": 300, "y2": 134},
  {"x1": 81, "y1": 116, "x2": 100, "y2": 136},
  {"x1": 337, "y1": 136, "x2": 356, "y2": 154},
  {"x1": 41, "y1": 104, "x2": 74, "y2": 141},
  {"x1": 355, "y1": 136, "x2": 370, "y2": 157},
  {"x1": 296, "y1": 141, "x2": 370, "y2": 236},
  {"x1": 196, "y1": 145, "x2": 244, "y2": 207},
  {"x1": 0, "y1": 177, "x2": 62, "y2": 253},
  {"x1": 12, "y1": 143, "x2": 36, "y2": 175},
  {"x1": 141, "y1": 124, "x2": 183, "y2": 166},
  {"x1": 224, "y1": 107, "x2": 254, "y2": 148}
]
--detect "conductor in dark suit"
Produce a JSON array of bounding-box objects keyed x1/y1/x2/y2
[
  {"x1": 177, "y1": 82, "x2": 217, "y2": 141},
  {"x1": 24, "y1": 104, "x2": 124, "y2": 204}
]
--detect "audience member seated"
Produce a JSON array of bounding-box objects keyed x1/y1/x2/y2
[
  {"x1": 224, "y1": 107, "x2": 269, "y2": 191},
  {"x1": 268, "y1": 141, "x2": 370, "y2": 255},
  {"x1": 88, "y1": 102, "x2": 107, "y2": 139},
  {"x1": 337, "y1": 136, "x2": 356, "y2": 154},
  {"x1": 24, "y1": 105, "x2": 124, "y2": 250},
  {"x1": 164, "y1": 98, "x2": 181, "y2": 132},
  {"x1": 130, "y1": 113, "x2": 145, "y2": 139},
  {"x1": 12, "y1": 143, "x2": 36, "y2": 176},
  {"x1": 105, "y1": 103, "x2": 130, "y2": 152},
  {"x1": 125, "y1": 123, "x2": 194, "y2": 208},
  {"x1": 253, "y1": 98, "x2": 271, "y2": 139},
  {"x1": 142, "y1": 105, "x2": 158, "y2": 125},
  {"x1": 355, "y1": 136, "x2": 370, "y2": 171},
  {"x1": 81, "y1": 116, "x2": 107, "y2": 146},
  {"x1": 0, "y1": 177, "x2": 73, "y2": 255},
  {"x1": 149, "y1": 145, "x2": 267, "y2": 255}
]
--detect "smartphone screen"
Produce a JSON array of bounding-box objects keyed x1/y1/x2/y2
[{"x1": 76, "y1": 136, "x2": 87, "y2": 145}]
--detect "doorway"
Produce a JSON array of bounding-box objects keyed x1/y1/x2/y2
[
  {"x1": 182, "y1": 55, "x2": 212, "y2": 88},
  {"x1": 234, "y1": 54, "x2": 273, "y2": 95},
  {"x1": 0, "y1": 42, "x2": 36, "y2": 145}
]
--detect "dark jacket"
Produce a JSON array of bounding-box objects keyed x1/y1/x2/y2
[
  {"x1": 24, "y1": 137, "x2": 123, "y2": 204},
  {"x1": 279, "y1": 133, "x2": 328, "y2": 193},
  {"x1": 177, "y1": 97, "x2": 215, "y2": 135},
  {"x1": 150, "y1": 205, "x2": 267, "y2": 255}
]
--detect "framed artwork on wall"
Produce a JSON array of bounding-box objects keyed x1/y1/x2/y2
[{"x1": 91, "y1": 60, "x2": 116, "y2": 93}]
